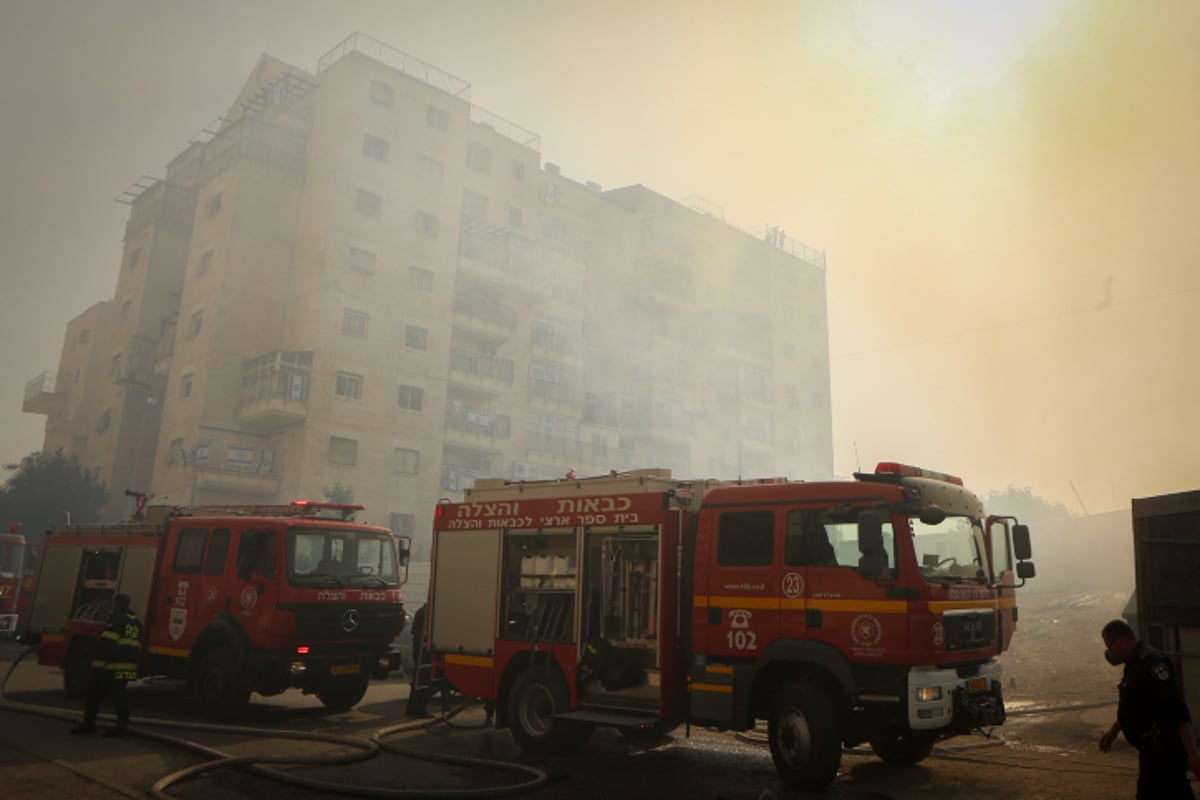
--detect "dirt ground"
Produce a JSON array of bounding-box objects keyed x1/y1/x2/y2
[{"x1": 1002, "y1": 589, "x2": 1129, "y2": 706}]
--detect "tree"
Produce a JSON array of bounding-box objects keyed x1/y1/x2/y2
[
  {"x1": 984, "y1": 485, "x2": 1075, "y2": 525},
  {"x1": 0, "y1": 450, "x2": 109, "y2": 545},
  {"x1": 322, "y1": 482, "x2": 354, "y2": 504}
]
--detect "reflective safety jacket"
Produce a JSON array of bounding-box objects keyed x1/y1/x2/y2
[{"x1": 92, "y1": 609, "x2": 143, "y2": 681}]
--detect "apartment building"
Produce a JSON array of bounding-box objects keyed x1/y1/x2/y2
[{"x1": 23, "y1": 34, "x2": 833, "y2": 554}]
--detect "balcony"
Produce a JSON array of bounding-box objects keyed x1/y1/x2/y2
[
  {"x1": 23, "y1": 372, "x2": 63, "y2": 415},
  {"x1": 457, "y1": 228, "x2": 553, "y2": 303},
  {"x1": 444, "y1": 404, "x2": 510, "y2": 451},
  {"x1": 237, "y1": 351, "x2": 312, "y2": 432},
  {"x1": 448, "y1": 348, "x2": 514, "y2": 395},
  {"x1": 452, "y1": 290, "x2": 517, "y2": 339},
  {"x1": 191, "y1": 440, "x2": 283, "y2": 497}
]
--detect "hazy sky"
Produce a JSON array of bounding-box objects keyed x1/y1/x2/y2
[{"x1": 1, "y1": 0, "x2": 1196, "y2": 514}]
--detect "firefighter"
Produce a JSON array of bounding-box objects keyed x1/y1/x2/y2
[
  {"x1": 71, "y1": 593, "x2": 142, "y2": 737},
  {"x1": 1098, "y1": 618, "x2": 1200, "y2": 798}
]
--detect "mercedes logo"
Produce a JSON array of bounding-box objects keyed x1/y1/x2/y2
[{"x1": 340, "y1": 608, "x2": 361, "y2": 633}]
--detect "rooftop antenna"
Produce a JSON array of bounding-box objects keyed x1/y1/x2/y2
[{"x1": 853, "y1": 441, "x2": 861, "y2": 473}]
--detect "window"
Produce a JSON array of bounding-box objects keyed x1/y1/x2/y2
[
  {"x1": 389, "y1": 512, "x2": 414, "y2": 538},
  {"x1": 120, "y1": 299, "x2": 131, "y2": 321},
  {"x1": 785, "y1": 510, "x2": 842, "y2": 567},
  {"x1": 328, "y1": 436, "x2": 358, "y2": 465},
  {"x1": 206, "y1": 192, "x2": 223, "y2": 218},
  {"x1": 356, "y1": 189, "x2": 382, "y2": 217},
  {"x1": 79, "y1": 328, "x2": 90, "y2": 345},
  {"x1": 180, "y1": 373, "x2": 193, "y2": 398},
  {"x1": 409, "y1": 265, "x2": 434, "y2": 292},
  {"x1": 128, "y1": 247, "x2": 141, "y2": 272},
  {"x1": 236, "y1": 529, "x2": 276, "y2": 579},
  {"x1": 418, "y1": 156, "x2": 443, "y2": 184},
  {"x1": 415, "y1": 211, "x2": 440, "y2": 237},
  {"x1": 512, "y1": 160, "x2": 526, "y2": 182},
  {"x1": 466, "y1": 142, "x2": 492, "y2": 174},
  {"x1": 462, "y1": 189, "x2": 488, "y2": 224},
  {"x1": 362, "y1": 134, "x2": 390, "y2": 161},
  {"x1": 204, "y1": 529, "x2": 232, "y2": 575},
  {"x1": 508, "y1": 207, "x2": 523, "y2": 228},
  {"x1": 197, "y1": 249, "x2": 213, "y2": 276},
  {"x1": 168, "y1": 437, "x2": 183, "y2": 466},
  {"x1": 188, "y1": 310, "x2": 203, "y2": 338},
  {"x1": 392, "y1": 447, "x2": 420, "y2": 474},
  {"x1": 349, "y1": 247, "x2": 377, "y2": 274},
  {"x1": 405, "y1": 325, "x2": 429, "y2": 350},
  {"x1": 370, "y1": 80, "x2": 395, "y2": 107},
  {"x1": 397, "y1": 384, "x2": 424, "y2": 411},
  {"x1": 717, "y1": 511, "x2": 775, "y2": 567},
  {"x1": 342, "y1": 308, "x2": 369, "y2": 337},
  {"x1": 95, "y1": 408, "x2": 112, "y2": 434},
  {"x1": 426, "y1": 105, "x2": 449, "y2": 130},
  {"x1": 173, "y1": 528, "x2": 208, "y2": 574},
  {"x1": 335, "y1": 371, "x2": 363, "y2": 400},
  {"x1": 109, "y1": 353, "x2": 121, "y2": 377}
]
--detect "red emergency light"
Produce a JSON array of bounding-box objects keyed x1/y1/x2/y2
[{"x1": 874, "y1": 462, "x2": 964, "y2": 486}]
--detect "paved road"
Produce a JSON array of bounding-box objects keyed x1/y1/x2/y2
[{"x1": 0, "y1": 641, "x2": 1170, "y2": 800}]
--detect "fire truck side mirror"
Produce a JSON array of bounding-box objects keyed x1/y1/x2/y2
[
  {"x1": 1016, "y1": 560, "x2": 1036, "y2": 580},
  {"x1": 1012, "y1": 524, "x2": 1033, "y2": 561},
  {"x1": 396, "y1": 536, "x2": 411, "y2": 568}
]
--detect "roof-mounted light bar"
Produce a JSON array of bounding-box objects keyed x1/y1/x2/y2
[{"x1": 874, "y1": 462, "x2": 964, "y2": 486}]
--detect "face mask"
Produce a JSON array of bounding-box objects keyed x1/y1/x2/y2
[{"x1": 1104, "y1": 648, "x2": 1123, "y2": 666}]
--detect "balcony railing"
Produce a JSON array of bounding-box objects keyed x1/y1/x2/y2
[
  {"x1": 23, "y1": 372, "x2": 63, "y2": 415},
  {"x1": 448, "y1": 349, "x2": 514, "y2": 383},
  {"x1": 445, "y1": 405, "x2": 511, "y2": 439},
  {"x1": 452, "y1": 291, "x2": 517, "y2": 330},
  {"x1": 237, "y1": 351, "x2": 312, "y2": 431}
]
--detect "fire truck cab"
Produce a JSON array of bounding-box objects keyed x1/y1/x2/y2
[
  {"x1": 0, "y1": 525, "x2": 37, "y2": 638},
  {"x1": 27, "y1": 501, "x2": 410, "y2": 718},
  {"x1": 426, "y1": 465, "x2": 1035, "y2": 790}
]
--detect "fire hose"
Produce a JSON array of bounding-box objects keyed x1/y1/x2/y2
[{"x1": 0, "y1": 646, "x2": 548, "y2": 799}]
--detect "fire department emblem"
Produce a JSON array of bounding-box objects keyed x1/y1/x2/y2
[
  {"x1": 168, "y1": 607, "x2": 187, "y2": 641},
  {"x1": 851, "y1": 614, "x2": 882, "y2": 647},
  {"x1": 932, "y1": 622, "x2": 945, "y2": 647},
  {"x1": 781, "y1": 572, "x2": 805, "y2": 598},
  {"x1": 240, "y1": 586, "x2": 258, "y2": 611},
  {"x1": 341, "y1": 609, "x2": 361, "y2": 633}
]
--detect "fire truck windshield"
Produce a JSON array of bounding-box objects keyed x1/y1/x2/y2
[
  {"x1": 0, "y1": 541, "x2": 21, "y2": 578},
  {"x1": 286, "y1": 528, "x2": 399, "y2": 588},
  {"x1": 910, "y1": 515, "x2": 988, "y2": 584}
]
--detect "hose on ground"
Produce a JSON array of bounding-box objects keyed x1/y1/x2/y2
[{"x1": 1, "y1": 646, "x2": 547, "y2": 799}]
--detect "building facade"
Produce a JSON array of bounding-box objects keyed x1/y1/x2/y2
[{"x1": 23, "y1": 34, "x2": 833, "y2": 556}]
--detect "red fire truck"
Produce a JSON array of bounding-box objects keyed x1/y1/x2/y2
[
  {"x1": 424, "y1": 465, "x2": 1035, "y2": 789},
  {"x1": 0, "y1": 525, "x2": 38, "y2": 639},
  {"x1": 26, "y1": 501, "x2": 410, "y2": 717}
]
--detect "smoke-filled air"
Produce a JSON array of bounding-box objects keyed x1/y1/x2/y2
[{"x1": 0, "y1": 0, "x2": 1196, "y2": 516}]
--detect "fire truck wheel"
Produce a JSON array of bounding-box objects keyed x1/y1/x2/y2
[
  {"x1": 193, "y1": 645, "x2": 250, "y2": 719},
  {"x1": 317, "y1": 675, "x2": 370, "y2": 711},
  {"x1": 766, "y1": 682, "x2": 842, "y2": 791},
  {"x1": 869, "y1": 732, "x2": 936, "y2": 765},
  {"x1": 508, "y1": 665, "x2": 593, "y2": 755},
  {"x1": 63, "y1": 638, "x2": 96, "y2": 700}
]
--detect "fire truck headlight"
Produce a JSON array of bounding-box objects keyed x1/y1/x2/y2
[
  {"x1": 288, "y1": 661, "x2": 307, "y2": 676},
  {"x1": 916, "y1": 686, "x2": 943, "y2": 703}
]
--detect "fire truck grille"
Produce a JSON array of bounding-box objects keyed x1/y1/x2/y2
[
  {"x1": 278, "y1": 602, "x2": 403, "y2": 640},
  {"x1": 943, "y1": 610, "x2": 995, "y2": 651}
]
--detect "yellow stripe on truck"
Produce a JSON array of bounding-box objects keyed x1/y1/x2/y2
[{"x1": 444, "y1": 653, "x2": 494, "y2": 669}]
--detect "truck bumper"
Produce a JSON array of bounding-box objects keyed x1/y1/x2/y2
[
  {"x1": 907, "y1": 660, "x2": 1005, "y2": 732},
  {"x1": 250, "y1": 645, "x2": 399, "y2": 691}
]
